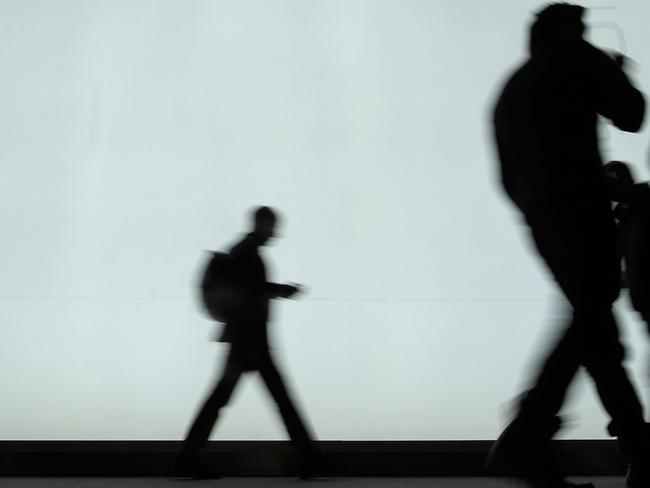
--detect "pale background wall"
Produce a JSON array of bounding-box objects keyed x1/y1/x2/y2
[{"x1": 1, "y1": 0, "x2": 649, "y2": 440}]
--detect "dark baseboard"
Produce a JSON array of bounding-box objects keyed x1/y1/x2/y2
[{"x1": 0, "y1": 440, "x2": 625, "y2": 477}]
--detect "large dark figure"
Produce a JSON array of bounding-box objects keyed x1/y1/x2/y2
[
  {"x1": 175, "y1": 206, "x2": 319, "y2": 479},
  {"x1": 486, "y1": 4, "x2": 650, "y2": 488}
]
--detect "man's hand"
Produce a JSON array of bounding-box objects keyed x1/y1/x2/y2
[{"x1": 277, "y1": 283, "x2": 303, "y2": 299}]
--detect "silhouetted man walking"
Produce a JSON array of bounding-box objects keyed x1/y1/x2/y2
[
  {"x1": 175, "y1": 206, "x2": 319, "y2": 478},
  {"x1": 487, "y1": 4, "x2": 650, "y2": 487}
]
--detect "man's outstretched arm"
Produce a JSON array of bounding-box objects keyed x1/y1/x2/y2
[{"x1": 266, "y1": 283, "x2": 301, "y2": 299}]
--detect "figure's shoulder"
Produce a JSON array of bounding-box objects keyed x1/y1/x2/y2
[
  {"x1": 496, "y1": 61, "x2": 534, "y2": 97},
  {"x1": 229, "y1": 233, "x2": 256, "y2": 259},
  {"x1": 493, "y1": 64, "x2": 531, "y2": 120}
]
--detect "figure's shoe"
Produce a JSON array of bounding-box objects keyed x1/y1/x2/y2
[
  {"x1": 613, "y1": 423, "x2": 650, "y2": 488},
  {"x1": 297, "y1": 446, "x2": 325, "y2": 480},
  {"x1": 173, "y1": 451, "x2": 221, "y2": 479},
  {"x1": 486, "y1": 415, "x2": 595, "y2": 488},
  {"x1": 485, "y1": 416, "x2": 561, "y2": 477},
  {"x1": 627, "y1": 461, "x2": 650, "y2": 488}
]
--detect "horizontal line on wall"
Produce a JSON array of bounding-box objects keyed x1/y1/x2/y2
[{"x1": 0, "y1": 296, "x2": 551, "y2": 303}]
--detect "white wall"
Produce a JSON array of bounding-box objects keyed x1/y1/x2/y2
[{"x1": 0, "y1": 0, "x2": 649, "y2": 440}]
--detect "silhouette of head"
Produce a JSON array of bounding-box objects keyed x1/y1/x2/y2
[
  {"x1": 529, "y1": 3, "x2": 585, "y2": 56},
  {"x1": 251, "y1": 206, "x2": 278, "y2": 245},
  {"x1": 603, "y1": 161, "x2": 635, "y2": 186}
]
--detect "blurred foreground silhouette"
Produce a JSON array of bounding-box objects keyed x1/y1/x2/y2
[
  {"x1": 175, "y1": 207, "x2": 320, "y2": 479},
  {"x1": 486, "y1": 4, "x2": 650, "y2": 488}
]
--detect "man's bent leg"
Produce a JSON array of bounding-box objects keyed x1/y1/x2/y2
[
  {"x1": 489, "y1": 205, "x2": 616, "y2": 483},
  {"x1": 531, "y1": 206, "x2": 649, "y2": 484}
]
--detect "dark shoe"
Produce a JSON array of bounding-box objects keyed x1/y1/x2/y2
[
  {"x1": 297, "y1": 447, "x2": 324, "y2": 480},
  {"x1": 627, "y1": 461, "x2": 650, "y2": 488},
  {"x1": 173, "y1": 451, "x2": 220, "y2": 479},
  {"x1": 486, "y1": 416, "x2": 561, "y2": 477},
  {"x1": 615, "y1": 423, "x2": 650, "y2": 488}
]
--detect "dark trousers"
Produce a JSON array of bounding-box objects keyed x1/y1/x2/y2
[
  {"x1": 181, "y1": 345, "x2": 315, "y2": 456},
  {"x1": 513, "y1": 201, "x2": 646, "y2": 458}
]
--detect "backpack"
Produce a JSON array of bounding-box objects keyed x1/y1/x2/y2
[{"x1": 200, "y1": 251, "x2": 243, "y2": 322}]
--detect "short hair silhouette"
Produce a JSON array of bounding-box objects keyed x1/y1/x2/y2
[
  {"x1": 253, "y1": 206, "x2": 277, "y2": 225},
  {"x1": 530, "y1": 3, "x2": 585, "y2": 54}
]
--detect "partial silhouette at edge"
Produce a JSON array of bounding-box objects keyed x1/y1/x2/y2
[{"x1": 604, "y1": 160, "x2": 650, "y2": 334}]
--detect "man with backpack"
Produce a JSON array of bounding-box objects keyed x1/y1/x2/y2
[{"x1": 174, "y1": 206, "x2": 320, "y2": 479}]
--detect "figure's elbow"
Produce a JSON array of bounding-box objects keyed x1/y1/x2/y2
[
  {"x1": 615, "y1": 111, "x2": 645, "y2": 132},
  {"x1": 613, "y1": 92, "x2": 645, "y2": 132}
]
